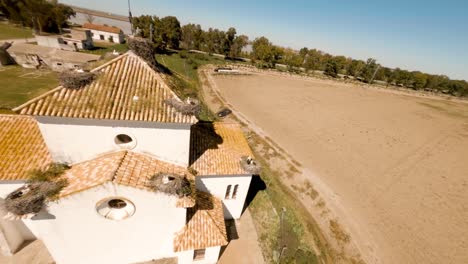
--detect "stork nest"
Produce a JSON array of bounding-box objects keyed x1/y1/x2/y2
[
  {"x1": 59, "y1": 71, "x2": 97, "y2": 89},
  {"x1": 128, "y1": 37, "x2": 158, "y2": 67},
  {"x1": 240, "y1": 156, "x2": 262, "y2": 175},
  {"x1": 3, "y1": 163, "x2": 69, "y2": 216},
  {"x1": 146, "y1": 173, "x2": 192, "y2": 198},
  {"x1": 164, "y1": 98, "x2": 201, "y2": 116},
  {"x1": 4, "y1": 180, "x2": 67, "y2": 216}
]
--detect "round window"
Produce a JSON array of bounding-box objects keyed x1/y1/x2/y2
[
  {"x1": 108, "y1": 199, "x2": 127, "y2": 209},
  {"x1": 115, "y1": 134, "x2": 133, "y2": 144},
  {"x1": 114, "y1": 133, "x2": 137, "y2": 149},
  {"x1": 96, "y1": 197, "x2": 135, "y2": 220}
]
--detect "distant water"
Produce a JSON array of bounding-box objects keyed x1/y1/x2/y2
[{"x1": 69, "y1": 12, "x2": 132, "y2": 34}]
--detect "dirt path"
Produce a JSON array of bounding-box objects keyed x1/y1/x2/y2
[
  {"x1": 202, "y1": 67, "x2": 468, "y2": 264},
  {"x1": 218, "y1": 210, "x2": 265, "y2": 264}
]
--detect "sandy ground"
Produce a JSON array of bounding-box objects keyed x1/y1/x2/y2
[
  {"x1": 218, "y1": 209, "x2": 265, "y2": 264},
  {"x1": 0, "y1": 240, "x2": 54, "y2": 264},
  {"x1": 210, "y1": 71, "x2": 468, "y2": 264}
]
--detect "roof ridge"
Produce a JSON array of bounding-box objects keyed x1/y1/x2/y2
[
  {"x1": 201, "y1": 195, "x2": 228, "y2": 241},
  {"x1": 126, "y1": 51, "x2": 191, "y2": 106},
  {"x1": 111, "y1": 150, "x2": 129, "y2": 182}
]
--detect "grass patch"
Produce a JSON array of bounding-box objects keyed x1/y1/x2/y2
[
  {"x1": 248, "y1": 133, "x2": 331, "y2": 263},
  {"x1": 81, "y1": 42, "x2": 129, "y2": 56},
  {"x1": 0, "y1": 66, "x2": 59, "y2": 109},
  {"x1": 156, "y1": 51, "x2": 225, "y2": 81},
  {"x1": 156, "y1": 51, "x2": 229, "y2": 122},
  {"x1": 0, "y1": 23, "x2": 33, "y2": 40}
]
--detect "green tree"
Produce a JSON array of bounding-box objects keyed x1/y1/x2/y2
[
  {"x1": 223, "y1": 27, "x2": 236, "y2": 57},
  {"x1": 361, "y1": 58, "x2": 378, "y2": 83},
  {"x1": 181, "y1": 23, "x2": 203, "y2": 50},
  {"x1": 324, "y1": 58, "x2": 339, "y2": 78},
  {"x1": 304, "y1": 49, "x2": 322, "y2": 72},
  {"x1": 160, "y1": 16, "x2": 181, "y2": 49},
  {"x1": 411, "y1": 71, "x2": 428, "y2": 89},
  {"x1": 229, "y1": 35, "x2": 248, "y2": 58},
  {"x1": 0, "y1": 0, "x2": 75, "y2": 33}
]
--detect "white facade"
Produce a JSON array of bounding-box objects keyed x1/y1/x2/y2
[
  {"x1": 89, "y1": 29, "x2": 125, "y2": 44},
  {"x1": 35, "y1": 117, "x2": 192, "y2": 166},
  {"x1": 21, "y1": 183, "x2": 187, "y2": 264},
  {"x1": 196, "y1": 175, "x2": 252, "y2": 219},
  {"x1": 178, "y1": 246, "x2": 221, "y2": 264},
  {"x1": 36, "y1": 32, "x2": 93, "y2": 51}
]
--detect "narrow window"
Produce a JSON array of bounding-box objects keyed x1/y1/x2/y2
[
  {"x1": 232, "y1": 184, "x2": 239, "y2": 199},
  {"x1": 225, "y1": 185, "x2": 232, "y2": 199},
  {"x1": 100, "y1": 34, "x2": 104, "y2": 40},
  {"x1": 193, "y1": 249, "x2": 205, "y2": 260}
]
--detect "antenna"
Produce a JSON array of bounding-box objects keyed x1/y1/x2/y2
[{"x1": 128, "y1": 0, "x2": 134, "y2": 35}]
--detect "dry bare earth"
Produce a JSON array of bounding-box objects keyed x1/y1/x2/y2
[{"x1": 212, "y1": 72, "x2": 468, "y2": 264}]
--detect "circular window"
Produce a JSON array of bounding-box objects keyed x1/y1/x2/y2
[
  {"x1": 114, "y1": 133, "x2": 137, "y2": 149},
  {"x1": 96, "y1": 197, "x2": 135, "y2": 220},
  {"x1": 108, "y1": 199, "x2": 127, "y2": 209},
  {"x1": 115, "y1": 134, "x2": 133, "y2": 144}
]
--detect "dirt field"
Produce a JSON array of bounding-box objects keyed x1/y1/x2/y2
[{"x1": 211, "y1": 71, "x2": 468, "y2": 264}]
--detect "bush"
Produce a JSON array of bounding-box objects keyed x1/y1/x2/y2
[
  {"x1": 179, "y1": 51, "x2": 188, "y2": 59},
  {"x1": 193, "y1": 53, "x2": 208, "y2": 61}
]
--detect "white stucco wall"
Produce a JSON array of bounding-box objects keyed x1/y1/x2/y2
[
  {"x1": 177, "y1": 246, "x2": 221, "y2": 264},
  {"x1": 36, "y1": 35, "x2": 62, "y2": 49},
  {"x1": 89, "y1": 29, "x2": 125, "y2": 43},
  {"x1": 196, "y1": 175, "x2": 252, "y2": 219},
  {"x1": 35, "y1": 117, "x2": 192, "y2": 166},
  {"x1": 21, "y1": 183, "x2": 187, "y2": 264}
]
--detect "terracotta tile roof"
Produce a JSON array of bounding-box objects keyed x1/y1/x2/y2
[
  {"x1": 189, "y1": 122, "x2": 254, "y2": 176},
  {"x1": 14, "y1": 52, "x2": 198, "y2": 124},
  {"x1": 59, "y1": 151, "x2": 196, "y2": 207},
  {"x1": 173, "y1": 192, "x2": 228, "y2": 252},
  {"x1": 59, "y1": 151, "x2": 125, "y2": 197},
  {"x1": 83, "y1": 23, "x2": 122, "y2": 34},
  {"x1": 0, "y1": 115, "x2": 52, "y2": 181}
]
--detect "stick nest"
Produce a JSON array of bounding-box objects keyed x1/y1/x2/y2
[
  {"x1": 3, "y1": 163, "x2": 69, "y2": 216},
  {"x1": 127, "y1": 37, "x2": 158, "y2": 68},
  {"x1": 240, "y1": 156, "x2": 262, "y2": 174},
  {"x1": 59, "y1": 71, "x2": 97, "y2": 89},
  {"x1": 164, "y1": 98, "x2": 201, "y2": 116},
  {"x1": 146, "y1": 173, "x2": 192, "y2": 198}
]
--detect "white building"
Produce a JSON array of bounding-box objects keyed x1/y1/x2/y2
[
  {"x1": 7, "y1": 43, "x2": 100, "y2": 71},
  {"x1": 0, "y1": 52, "x2": 255, "y2": 264},
  {"x1": 35, "y1": 28, "x2": 94, "y2": 51},
  {"x1": 83, "y1": 23, "x2": 125, "y2": 44}
]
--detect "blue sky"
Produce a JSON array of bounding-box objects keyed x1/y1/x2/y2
[{"x1": 60, "y1": 0, "x2": 468, "y2": 80}]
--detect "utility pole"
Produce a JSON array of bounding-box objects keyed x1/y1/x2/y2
[
  {"x1": 128, "y1": 0, "x2": 134, "y2": 35},
  {"x1": 149, "y1": 23, "x2": 153, "y2": 43},
  {"x1": 369, "y1": 64, "x2": 381, "y2": 84}
]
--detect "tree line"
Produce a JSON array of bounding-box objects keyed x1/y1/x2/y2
[
  {"x1": 1, "y1": 3, "x2": 465, "y2": 98},
  {"x1": 132, "y1": 14, "x2": 467, "y2": 97},
  {"x1": 0, "y1": 0, "x2": 75, "y2": 34},
  {"x1": 132, "y1": 15, "x2": 248, "y2": 59},
  {"x1": 250, "y1": 38, "x2": 467, "y2": 97}
]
